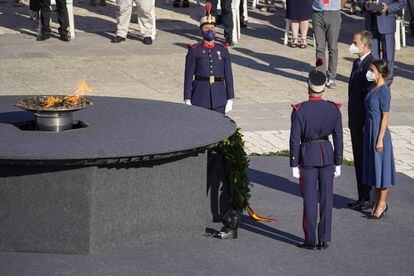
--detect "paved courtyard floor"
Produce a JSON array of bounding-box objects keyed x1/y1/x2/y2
[
  {"x1": 1, "y1": 157, "x2": 414, "y2": 276},
  {"x1": 1, "y1": 0, "x2": 414, "y2": 177}
]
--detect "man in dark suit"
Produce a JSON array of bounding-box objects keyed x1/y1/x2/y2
[
  {"x1": 360, "y1": 0, "x2": 405, "y2": 86},
  {"x1": 347, "y1": 30, "x2": 374, "y2": 210}
]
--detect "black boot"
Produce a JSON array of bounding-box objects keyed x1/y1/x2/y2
[
  {"x1": 59, "y1": 33, "x2": 70, "y2": 42},
  {"x1": 143, "y1": 37, "x2": 153, "y2": 45},
  {"x1": 111, "y1": 36, "x2": 126, "y2": 43},
  {"x1": 317, "y1": 242, "x2": 329, "y2": 250},
  {"x1": 37, "y1": 33, "x2": 50, "y2": 41},
  {"x1": 297, "y1": 243, "x2": 316, "y2": 250}
]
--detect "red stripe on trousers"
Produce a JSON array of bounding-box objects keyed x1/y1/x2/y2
[{"x1": 299, "y1": 167, "x2": 308, "y2": 244}]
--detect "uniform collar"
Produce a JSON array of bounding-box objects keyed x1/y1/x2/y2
[
  {"x1": 309, "y1": 96, "x2": 323, "y2": 101},
  {"x1": 202, "y1": 41, "x2": 216, "y2": 49}
]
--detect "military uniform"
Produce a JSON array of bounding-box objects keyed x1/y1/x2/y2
[
  {"x1": 184, "y1": 41, "x2": 234, "y2": 114},
  {"x1": 290, "y1": 96, "x2": 343, "y2": 248}
]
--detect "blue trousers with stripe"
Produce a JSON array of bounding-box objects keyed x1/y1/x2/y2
[{"x1": 299, "y1": 165, "x2": 334, "y2": 246}]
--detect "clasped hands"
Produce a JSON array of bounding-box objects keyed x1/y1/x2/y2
[{"x1": 364, "y1": 0, "x2": 388, "y2": 14}]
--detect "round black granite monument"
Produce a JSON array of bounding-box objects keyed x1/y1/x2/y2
[{"x1": 0, "y1": 96, "x2": 236, "y2": 254}]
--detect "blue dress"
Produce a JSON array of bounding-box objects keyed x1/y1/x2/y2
[{"x1": 362, "y1": 84, "x2": 397, "y2": 188}]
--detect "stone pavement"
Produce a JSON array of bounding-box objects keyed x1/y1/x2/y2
[
  {"x1": 1, "y1": 157, "x2": 414, "y2": 276},
  {"x1": 0, "y1": 0, "x2": 414, "y2": 177}
]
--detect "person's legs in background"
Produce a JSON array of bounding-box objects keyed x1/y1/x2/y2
[
  {"x1": 54, "y1": 0, "x2": 69, "y2": 40},
  {"x1": 325, "y1": 10, "x2": 341, "y2": 89},
  {"x1": 290, "y1": 20, "x2": 299, "y2": 48},
  {"x1": 239, "y1": 0, "x2": 247, "y2": 28},
  {"x1": 38, "y1": 0, "x2": 52, "y2": 40},
  {"x1": 210, "y1": 0, "x2": 220, "y2": 23},
  {"x1": 221, "y1": 0, "x2": 233, "y2": 44},
  {"x1": 113, "y1": 0, "x2": 132, "y2": 43},
  {"x1": 312, "y1": 12, "x2": 327, "y2": 76},
  {"x1": 381, "y1": 32, "x2": 395, "y2": 86},
  {"x1": 299, "y1": 20, "x2": 309, "y2": 48},
  {"x1": 136, "y1": 0, "x2": 156, "y2": 44}
]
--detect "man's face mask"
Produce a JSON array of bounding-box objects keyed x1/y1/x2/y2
[{"x1": 349, "y1": 43, "x2": 362, "y2": 54}]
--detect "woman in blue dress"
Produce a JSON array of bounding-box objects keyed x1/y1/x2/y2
[{"x1": 363, "y1": 59, "x2": 397, "y2": 219}]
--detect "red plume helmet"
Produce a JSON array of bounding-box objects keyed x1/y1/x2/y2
[
  {"x1": 205, "y1": 2, "x2": 212, "y2": 15},
  {"x1": 315, "y1": 58, "x2": 323, "y2": 68}
]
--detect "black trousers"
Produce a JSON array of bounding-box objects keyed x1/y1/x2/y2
[
  {"x1": 239, "y1": 0, "x2": 245, "y2": 23},
  {"x1": 39, "y1": 0, "x2": 69, "y2": 36},
  {"x1": 209, "y1": 0, "x2": 233, "y2": 40},
  {"x1": 350, "y1": 128, "x2": 371, "y2": 201},
  {"x1": 207, "y1": 149, "x2": 231, "y2": 222},
  {"x1": 408, "y1": 0, "x2": 414, "y2": 31}
]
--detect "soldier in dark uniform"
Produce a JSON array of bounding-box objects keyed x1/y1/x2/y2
[
  {"x1": 183, "y1": 3, "x2": 235, "y2": 114},
  {"x1": 289, "y1": 63, "x2": 343, "y2": 250}
]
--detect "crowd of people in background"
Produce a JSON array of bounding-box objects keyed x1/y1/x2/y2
[{"x1": 27, "y1": 0, "x2": 414, "y2": 50}]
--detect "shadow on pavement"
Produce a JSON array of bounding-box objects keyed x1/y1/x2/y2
[
  {"x1": 248, "y1": 167, "x2": 353, "y2": 209},
  {"x1": 240, "y1": 214, "x2": 303, "y2": 245}
]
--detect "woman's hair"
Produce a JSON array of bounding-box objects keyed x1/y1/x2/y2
[{"x1": 371, "y1": 59, "x2": 389, "y2": 78}]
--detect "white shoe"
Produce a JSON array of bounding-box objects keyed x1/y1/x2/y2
[{"x1": 326, "y1": 79, "x2": 337, "y2": 89}]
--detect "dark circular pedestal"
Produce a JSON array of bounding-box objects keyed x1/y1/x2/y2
[
  {"x1": 0, "y1": 96, "x2": 236, "y2": 164},
  {"x1": 0, "y1": 96, "x2": 236, "y2": 254}
]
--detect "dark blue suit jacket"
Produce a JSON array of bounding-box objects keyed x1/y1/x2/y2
[
  {"x1": 360, "y1": 0, "x2": 406, "y2": 34},
  {"x1": 290, "y1": 98, "x2": 343, "y2": 167},
  {"x1": 184, "y1": 41, "x2": 235, "y2": 109},
  {"x1": 348, "y1": 53, "x2": 374, "y2": 130}
]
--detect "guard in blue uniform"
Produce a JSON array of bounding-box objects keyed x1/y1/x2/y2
[
  {"x1": 289, "y1": 64, "x2": 343, "y2": 250},
  {"x1": 183, "y1": 3, "x2": 235, "y2": 115}
]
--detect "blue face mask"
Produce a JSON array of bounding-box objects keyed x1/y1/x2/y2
[{"x1": 203, "y1": 30, "x2": 216, "y2": 42}]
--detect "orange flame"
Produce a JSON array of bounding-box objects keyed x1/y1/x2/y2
[
  {"x1": 64, "y1": 78, "x2": 95, "y2": 106},
  {"x1": 44, "y1": 96, "x2": 63, "y2": 108},
  {"x1": 42, "y1": 79, "x2": 94, "y2": 108}
]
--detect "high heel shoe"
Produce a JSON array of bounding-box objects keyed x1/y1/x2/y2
[
  {"x1": 299, "y1": 38, "x2": 308, "y2": 49},
  {"x1": 290, "y1": 38, "x2": 298, "y2": 48},
  {"x1": 367, "y1": 204, "x2": 388, "y2": 219}
]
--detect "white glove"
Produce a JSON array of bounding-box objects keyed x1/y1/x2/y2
[
  {"x1": 225, "y1": 99, "x2": 233, "y2": 114},
  {"x1": 184, "y1": 99, "x2": 192, "y2": 106},
  {"x1": 292, "y1": 167, "x2": 300, "y2": 178},
  {"x1": 334, "y1": 166, "x2": 341, "y2": 178}
]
